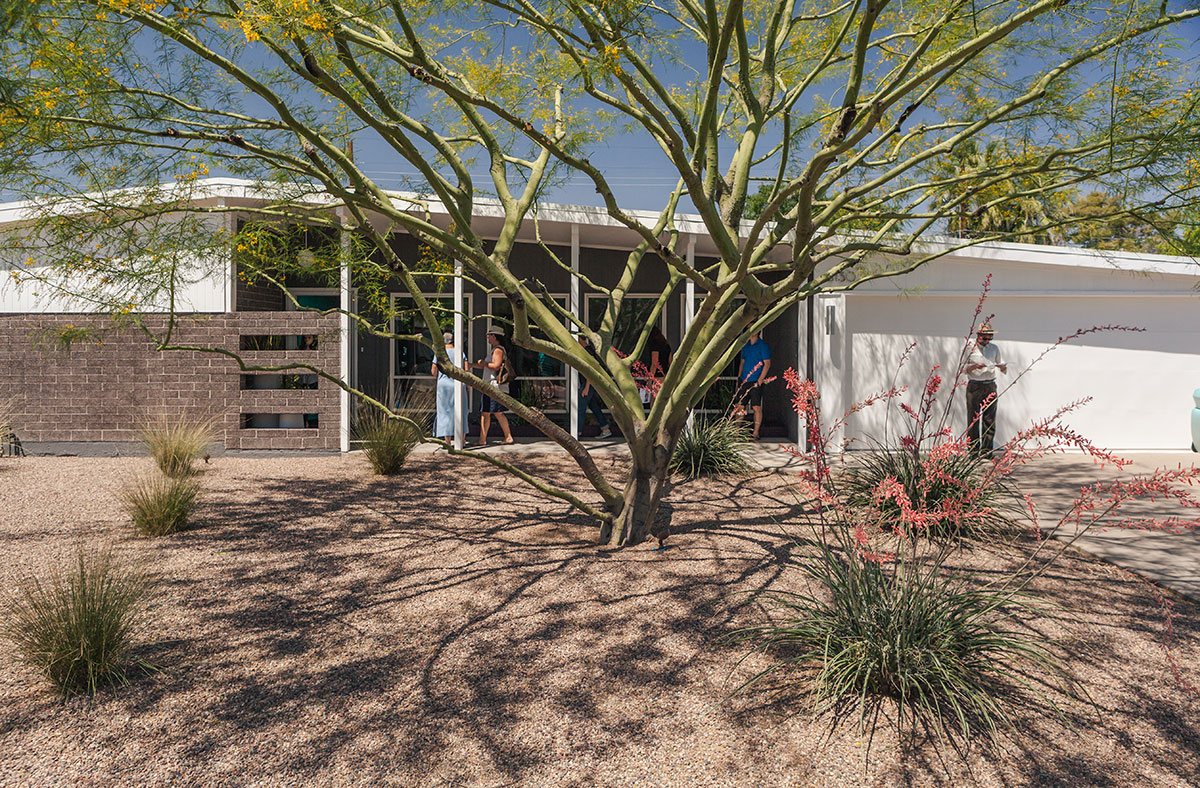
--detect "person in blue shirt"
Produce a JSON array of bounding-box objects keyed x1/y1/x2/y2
[{"x1": 736, "y1": 332, "x2": 771, "y2": 440}]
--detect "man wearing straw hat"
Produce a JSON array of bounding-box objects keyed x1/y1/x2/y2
[{"x1": 965, "y1": 322, "x2": 1007, "y2": 459}]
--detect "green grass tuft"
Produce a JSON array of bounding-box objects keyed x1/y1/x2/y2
[
  {"x1": 670, "y1": 417, "x2": 754, "y2": 479},
  {"x1": 728, "y1": 543, "x2": 1067, "y2": 750},
  {"x1": 2, "y1": 548, "x2": 150, "y2": 697},
  {"x1": 140, "y1": 415, "x2": 217, "y2": 478},
  {"x1": 121, "y1": 473, "x2": 201, "y2": 536},
  {"x1": 355, "y1": 388, "x2": 435, "y2": 475}
]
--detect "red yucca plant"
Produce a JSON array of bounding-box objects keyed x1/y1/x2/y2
[{"x1": 729, "y1": 281, "x2": 1200, "y2": 757}]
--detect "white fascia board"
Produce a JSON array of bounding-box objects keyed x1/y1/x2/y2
[
  {"x1": 0, "y1": 178, "x2": 342, "y2": 227},
  {"x1": 930, "y1": 236, "x2": 1200, "y2": 278},
  {"x1": 4, "y1": 177, "x2": 1197, "y2": 277}
]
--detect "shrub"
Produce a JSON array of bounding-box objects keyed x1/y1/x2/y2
[
  {"x1": 724, "y1": 370, "x2": 1079, "y2": 751},
  {"x1": 121, "y1": 473, "x2": 201, "y2": 536},
  {"x1": 140, "y1": 415, "x2": 217, "y2": 477},
  {"x1": 355, "y1": 387, "x2": 434, "y2": 475},
  {"x1": 727, "y1": 296, "x2": 1197, "y2": 757},
  {"x1": 2, "y1": 548, "x2": 150, "y2": 697},
  {"x1": 669, "y1": 416, "x2": 753, "y2": 479}
]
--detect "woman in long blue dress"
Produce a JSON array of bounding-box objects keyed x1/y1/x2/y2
[{"x1": 433, "y1": 331, "x2": 462, "y2": 441}]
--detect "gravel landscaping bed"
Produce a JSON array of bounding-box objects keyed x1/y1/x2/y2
[{"x1": 0, "y1": 454, "x2": 1197, "y2": 787}]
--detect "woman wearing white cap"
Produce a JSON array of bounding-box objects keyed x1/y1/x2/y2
[{"x1": 431, "y1": 331, "x2": 465, "y2": 443}]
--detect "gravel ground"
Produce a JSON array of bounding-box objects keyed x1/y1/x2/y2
[{"x1": 0, "y1": 454, "x2": 1197, "y2": 788}]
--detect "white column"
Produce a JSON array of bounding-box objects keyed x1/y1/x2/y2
[
  {"x1": 684, "y1": 235, "x2": 696, "y2": 430},
  {"x1": 221, "y1": 201, "x2": 235, "y2": 313},
  {"x1": 815, "y1": 293, "x2": 847, "y2": 453},
  {"x1": 797, "y1": 292, "x2": 808, "y2": 447},
  {"x1": 339, "y1": 213, "x2": 352, "y2": 453},
  {"x1": 569, "y1": 223, "x2": 581, "y2": 439},
  {"x1": 453, "y1": 261, "x2": 465, "y2": 450}
]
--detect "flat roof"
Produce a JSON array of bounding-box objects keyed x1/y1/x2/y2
[{"x1": 1, "y1": 177, "x2": 1196, "y2": 277}]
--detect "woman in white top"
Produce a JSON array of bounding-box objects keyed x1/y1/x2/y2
[
  {"x1": 468, "y1": 326, "x2": 514, "y2": 446},
  {"x1": 432, "y1": 331, "x2": 465, "y2": 442}
]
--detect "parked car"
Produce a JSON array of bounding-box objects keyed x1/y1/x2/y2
[{"x1": 1193, "y1": 388, "x2": 1200, "y2": 452}]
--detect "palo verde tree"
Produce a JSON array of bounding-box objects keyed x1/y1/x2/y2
[{"x1": 2, "y1": 0, "x2": 1199, "y2": 545}]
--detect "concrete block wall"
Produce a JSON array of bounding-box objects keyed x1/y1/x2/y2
[
  {"x1": 236, "y1": 266, "x2": 286, "y2": 311},
  {"x1": 0, "y1": 312, "x2": 342, "y2": 451}
]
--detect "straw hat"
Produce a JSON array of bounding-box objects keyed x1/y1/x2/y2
[
  {"x1": 977, "y1": 322, "x2": 995, "y2": 336},
  {"x1": 486, "y1": 325, "x2": 506, "y2": 337}
]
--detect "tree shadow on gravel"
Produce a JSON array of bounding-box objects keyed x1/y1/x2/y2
[
  {"x1": 69, "y1": 454, "x2": 824, "y2": 785},
  {"x1": 5, "y1": 453, "x2": 1199, "y2": 787}
]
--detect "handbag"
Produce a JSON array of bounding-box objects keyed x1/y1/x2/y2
[{"x1": 495, "y1": 348, "x2": 516, "y2": 386}]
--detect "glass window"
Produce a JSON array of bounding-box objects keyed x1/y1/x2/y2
[
  {"x1": 585, "y1": 295, "x2": 665, "y2": 358},
  {"x1": 689, "y1": 294, "x2": 745, "y2": 415},
  {"x1": 489, "y1": 294, "x2": 568, "y2": 415},
  {"x1": 391, "y1": 294, "x2": 468, "y2": 411}
]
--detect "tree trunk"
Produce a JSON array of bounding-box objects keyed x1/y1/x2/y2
[{"x1": 600, "y1": 439, "x2": 672, "y2": 547}]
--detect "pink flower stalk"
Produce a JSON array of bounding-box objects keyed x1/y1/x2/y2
[{"x1": 774, "y1": 276, "x2": 1200, "y2": 697}]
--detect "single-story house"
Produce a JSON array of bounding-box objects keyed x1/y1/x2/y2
[{"x1": 1, "y1": 178, "x2": 1197, "y2": 454}]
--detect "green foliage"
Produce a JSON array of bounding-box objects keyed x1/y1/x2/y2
[
  {"x1": 1060, "y1": 191, "x2": 1174, "y2": 252},
  {"x1": 233, "y1": 221, "x2": 395, "y2": 324},
  {"x1": 1182, "y1": 223, "x2": 1200, "y2": 257},
  {"x1": 33, "y1": 323, "x2": 106, "y2": 352},
  {"x1": 934, "y1": 140, "x2": 1075, "y2": 244},
  {"x1": 728, "y1": 541, "x2": 1065, "y2": 751},
  {"x1": 840, "y1": 446, "x2": 1019, "y2": 541},
  {"x1": 121, "y1": 473, "x2": 201, "y2": 537},
  {"x1": 669, "y1": 417, "x2": 753, "y2": 479},
  {"x1": 355, "y1": 388, "x2": 435, "y2": 475},
  {"x1": 140, "y1": 415, "x2": 217, "y2": 478},
  {"x1": 2, "y1": 548, "x2": 150, "y2": 697}
]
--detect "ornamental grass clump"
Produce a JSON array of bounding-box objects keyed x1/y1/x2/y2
[
  {"x1": 730, "y1": 371, "x2": 1073, "y2": 751},
  {"x1": 356, "y1": 387, "x2": 434, "y2": 475},
  {"x1": 729, "y1": 537, "x2": 1064, "y2": 749},
  {"x1": 121, "y1": 473, "x2": 201, "y2": 536},
  {"x1": 140, "y1": 414, "x2": 217, "y2": 478},
  {"x1": 0, "y1": 396, "x2": 22, "y2": 457},
  {"x1": 669, "y1": 416, "x2": 753, "y2": 479},
  {"x1": 3, "y1": 548, "x2": 150, "y2": 697}
]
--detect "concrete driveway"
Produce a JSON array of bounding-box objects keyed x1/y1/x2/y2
[{"x1": 1008, "y1": 452, "x2": 1200, "y2": 602}]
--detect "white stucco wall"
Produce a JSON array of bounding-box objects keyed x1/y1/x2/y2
[
  {"x1": 827, "y1": 256, "x2": 1200, "y2": 452},
  {"x1": 0, "y1": 213, "x2": 231, "y2": 314}
]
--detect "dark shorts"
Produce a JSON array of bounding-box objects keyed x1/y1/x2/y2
[
  {"x1": 481, "y1": 394, "x2": 508, "y2": 413},
  {"x1": 737, "y1": 383, "x2": 763, "y2": 407}
]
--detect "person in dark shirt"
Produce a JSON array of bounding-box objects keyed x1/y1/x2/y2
[
  {"x1": 577, "y1": 335, "x2": 612, "y2": 438},
  {"x1": 642, "y1": 325, "x2": 673, "y2": 378}
]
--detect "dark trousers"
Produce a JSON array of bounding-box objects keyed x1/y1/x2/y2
[
  {"x1": 966, "y1": 380, "x2": 998, "y2": 457},
  {"x1": 579, "y1": 387, "x2": 608, "y2": 430}
]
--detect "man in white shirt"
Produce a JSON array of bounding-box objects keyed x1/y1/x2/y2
[{"x1": 964, "y1": 322, "x2": 1007, "y2": 458}]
